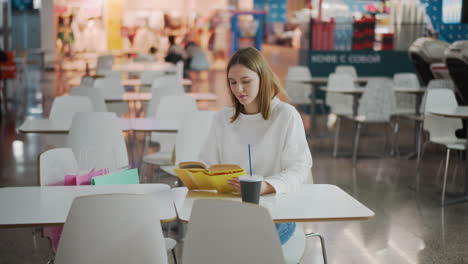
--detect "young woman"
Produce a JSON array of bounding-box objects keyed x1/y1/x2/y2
[{"x1": 199, "y1": 47, "x2": 313, "y2": 246}]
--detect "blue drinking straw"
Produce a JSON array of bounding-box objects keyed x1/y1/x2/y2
[{"x1": 248, "y1": 144, "x2": 252, "y2": 176}]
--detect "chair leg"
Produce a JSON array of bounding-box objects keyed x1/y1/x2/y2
[
  {"x1": 416, "y1": 121, "x2": 424, "y2": 162},
  {"x1": 333, "y1": 116, "x2": 341, "y2": 158},
  {"x1": 305, "y1": 233, "x2": 328, "y2": 264},
  {"x1": 392, "y1": 122, "x2": 400, "y2": 157},
  {"x1": 352, "y1": 123, "x2": 362, "y2": 165},
  {"x1": 442, "y1": 149, "x2": 451, "y2": 205},
  {"x1": 172, "y1": 248, "x2": 178, "y2": 264},
  {"x1": 416, "y1": 141, "x2": 430, "y2": 171}
]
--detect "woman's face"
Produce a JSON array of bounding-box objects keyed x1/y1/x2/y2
[{"x1": 228, "y1": 64, "x2": 260, "y2": 107}]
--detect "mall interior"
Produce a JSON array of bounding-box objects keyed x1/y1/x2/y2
[{"x1": 1, "y1": 0, "x2": 468, "y2": 263}]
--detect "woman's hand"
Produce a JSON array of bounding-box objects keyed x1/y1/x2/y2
[{"x1": 227, "y1": 178, "x2": 276, "y2": 195}]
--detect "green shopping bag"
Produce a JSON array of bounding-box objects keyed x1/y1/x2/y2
[{"x1": 91, "y1": 168, "x2": 139, "y2": 185}]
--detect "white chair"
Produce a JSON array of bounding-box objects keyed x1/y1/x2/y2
[
  {"x1": 37, "y1": 148, "x2": 79, "y2": 256},
  {"x1": 47, "y1": 96, "x2": 94, "y2": 148},
  {"x1": 49, "y1": 96, "x2": 94, "y2": 122},
  {"x1": 151, "y1": 74, "x2": 184, "y2": 94},
  {"x1": 38, "y1": 148, "x2": 78, "y2": 186},
  {"x1": 94, "y1": 77, "x2": 128, "y2": 116},
  {"x1": 159, "y1": 111, "x2": 215, "y2": 178},
  {"x1": 70, "y1": 86, "x2": 108, "y2": 112},
  {"x1": 393, "y1": 73, "x2": 420, "y2": 115},
  {"x1": 142, "y1": 95, "x2": 198, "y2": 169},
  {"x1": 325, "y1": 73, "x2": 355, "y2": 157},
  {"x1": 95, "y1": 55, "x2": 114, "y2": 75},
  {"x1": 335, "y1": 65, "x2": 357, "y2": 79},
  {"x1": 140, "y1": 71, "x2": 165, "y2": 86},
  {"x1": 418, "y1": 89, "x2": 464, "y2": 205},
  {"x1": 141, "y1": 79, "x2": 186, "y2": 165},
  {"x1": 54, "y1": 194, "x2": 168, "y2": 264},
  {"x1": 66, "y1": 112, "x2": 128, "y2": 172},
  {"x1": 343, "y1": 79, "x2": 397, "y2": 164},
  {"x1": 286, "y1": 66, "x2": 312, "y2": 82},
  {"x1": 182, "y1": 199, "x2": 286, "y2": 264},
  {"x1": 285, "y1": 66, "x2": 313, "y2": 105}
]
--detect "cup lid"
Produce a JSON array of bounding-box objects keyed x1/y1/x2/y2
[{"x1": 239, "y1": 175, "x2": 263, "y2": 182}]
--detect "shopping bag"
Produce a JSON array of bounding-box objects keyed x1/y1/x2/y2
[{"x1": 91, "y1": 168, "x2": 139, "y2": 185}]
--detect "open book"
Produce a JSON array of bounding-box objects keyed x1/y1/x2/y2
[{"x1": 173, "y1": 162, "x2": 246, "y2": 193}]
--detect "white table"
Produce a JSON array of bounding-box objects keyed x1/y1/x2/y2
[
  {"x1": 176, "y1": 184, "x2": 374, "y2": 223},
  {"x1": 113, "y1": 62, "x2": 176, "y2": 73},
  {"x1": 103, "y1": 92, "x2": 218, "y2": 103},
  {"x1": 0, "y1": 184, "x2": 180, "y2": 227},
  {"x1": 430, "y1": 107, "x2": 468, "y2": 205},
  {"x1": 18, "y1": 118, "x2": 132, "y2": 134},
  {"x1": 18, "y1": 118, "x2": 179, "y2": 134},
  {"x1": 68, "y1": 77, "x2": 142, "y2": 88}
]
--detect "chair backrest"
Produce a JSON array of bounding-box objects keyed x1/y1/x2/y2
[
  {"x1": 39, "y1": 148, "x2": 78, "y2": 186},
  {"x1": 393, "y1": 73, "x2": 420, "y2": 112},
  {"x1": 54, "y1": 194, "x2": 168, "y2": 264},
  {"x1": 49, "y1": 96, "x2": 94, "y2": 121},
  {"x1": 286, "y1": 66, "x2": 312, "y2": 81},
  {"x1": 393, "y1": 73, "x2": 420, "y2": 89},
  {"x1": 182, "y1": 199, "x2": 285, "y2": 264},
  {"x1": 70, "y1": 86, "x2": 108, "y2": 112},
  {"x1": 94, "y1": 77, "x2": 125, "y2": 97},
  {"x1": 147, "y1": 81, "x2": 185, "y2": 118},
  {"x1": 151, "y1": 74, "x2": 184, "y2": 92},
  {"x1": 358, "y1": 78, "x2": 396, "y2": 121},
  {"x1": 66, "y1": 112, "x2": 128, "y2": 171},
  {"x1": 284, "y1": 81, "x2": 311, "y2": 104},
  {"x1": 140, "y1": 71, "x2": 165, "y2": 86},
  {"x1": 420, "y1": 79, "x2": 456, "y2": 113},
  {"x1": 96, "y1": 55, "x2": 114, "y2": 74},
  {"x1": 155, "y1": 95, "x2": 198, "y2": 123},
  {"x1": 335, "y1": 65, "x2": 357, "y2": 79},
  {"x1": 327, "y1": 73, "x2": 355, "y2": 90},
  {"x1": 424, "y1": 89, "x2": 462, "y2": 142},
  {"x1": 175, "y1": 111, "x2": 215, "y2": 164},
  {"x1": 427, "y1": 79, "x2": 455, "y2": 90}
]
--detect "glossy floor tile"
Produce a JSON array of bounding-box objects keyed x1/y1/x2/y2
[{"x1": 1, "y1": 46, "x2": 468, "y2": 264}]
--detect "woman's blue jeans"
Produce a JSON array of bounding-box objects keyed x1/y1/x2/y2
[{"x1": 275, "y1": 222, "x2": 296, "y2": 245}]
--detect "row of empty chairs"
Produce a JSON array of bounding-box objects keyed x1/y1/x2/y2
[{"x1": 49, "y1": 194, "x2": 302, "y2": 264}]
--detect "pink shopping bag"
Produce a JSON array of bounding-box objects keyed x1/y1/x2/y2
[{"x1": 44, "y1": 168, "x2": 110, "y2": 252}]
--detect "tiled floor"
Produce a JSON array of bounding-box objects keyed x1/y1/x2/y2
[{"x1": 1, "y1": 46, "x2": 468, "y2": 264}]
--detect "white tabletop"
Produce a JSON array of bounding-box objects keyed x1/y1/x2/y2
[
  {"x1": 176, "y1": 184, "x2": 374, "y2": 223},
  {"x1": 304, "y1": 77, "x2": 390, "y2": 85},
  {"x1": 18, "y1": 118, "x2": 178, "y2": 133},
  {"x1": 68, "y1": 77, "x2": 142, "y2": 88},
  {"x1": 430, "y1": 106, "x2": 468, "y2": 119},
  {"x1": 320, "y1": 87, "x2": 365, "y2": 94},
  {"x1": 18, "y1": 118, "x2": 132, "y2": 134},
  {"x1": 103, "y1": 92, "x2": 218, "y2": 102},
  {"x1": 113, "y1": 62, "x2": 176, "y2": 73},
  {"x1": 130, "y1": 118, "x2": 179, "y2": 132},
  {"x1": 0, "y1": 184, "x2": 178, "y2": 227},
  {"x1": 394, "y1": 87, "x2": 426, "y2": 94}
]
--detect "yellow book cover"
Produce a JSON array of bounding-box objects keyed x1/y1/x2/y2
[{"x1": 173, "y1": 162, "x2": 247, "y2": 193}]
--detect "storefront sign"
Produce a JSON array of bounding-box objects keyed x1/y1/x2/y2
[{"x1": 303, "y1": 50, "x2": 415, "y2": 77}]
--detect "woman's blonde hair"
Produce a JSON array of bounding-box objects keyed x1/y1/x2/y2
[{"x1": 227, "y1": 47, "x2": 285, "y2": 122}]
